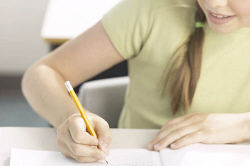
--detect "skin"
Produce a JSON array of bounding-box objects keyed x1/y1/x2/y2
[
  {"x1": 148, "y1": 0, "x2": 250, "y2": 151},
  {"x1": 22, "y1": 0, "x2": 250, "y2": 163},
  {"x1": 22, "y1": 21, "x2": 123, "y2": 162},
  {"x1": 198, "y1": 0, "x2": 250, "y2": 33}
]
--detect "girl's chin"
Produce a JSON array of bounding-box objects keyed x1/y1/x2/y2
[{"x1": 207, "y1": 19, "x2": 239, "y2": 34}]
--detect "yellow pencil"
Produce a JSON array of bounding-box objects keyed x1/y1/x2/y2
[
  {"x1": 65, "y1": 81, "x2": 97, "y2": 138},
  {"x1": 65, "y1": 81, "x2": 109, "y2": 165}
]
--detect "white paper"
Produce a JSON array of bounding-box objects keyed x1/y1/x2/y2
[
  {"x1": 180, "y1": 150, "x2": 250, "y2": 166},
  {"x1": 10, "y1": 144, "x2": 250, "y2": 166},
  {"x1": 159, "y1": 145, "x2": 195, "y2": 166},
  {"x1": 160, "y1": 144, "x2": 250, "y2": 166},
  {"x1": 10, "y1": 148, "x2": 161, "y2": 166}
]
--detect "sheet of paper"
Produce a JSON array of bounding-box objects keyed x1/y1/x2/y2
[
  {"x1": 10, "y1": 148, "x2": 161, "y2": 166},
  {"x1": 159, "y1": 146, "x2": 192, "y2": 166},
  {"x1": 180, "y1": 150, "x2": 250, "y2": 166},
  {"x1": 159, "y1": 144, "x2": 250, "y2": 166}
]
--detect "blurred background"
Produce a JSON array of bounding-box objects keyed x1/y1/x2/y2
[
  {"x1": 0, "y1": 0, "x2": 50, "y2": 127},
  {"x1": 0, "y1": 0, "x2": 127, "y2": 127}
]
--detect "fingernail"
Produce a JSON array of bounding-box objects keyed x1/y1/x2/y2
[
  {"x1": 154, "y1": 144, "x2": 161, "y2": 150},
  {"x1": 147, "y1": 143, "x2": 153, "y2": 150},
  {"x1": 171, "y1": 143, "x2": 176, "y2": 148}
]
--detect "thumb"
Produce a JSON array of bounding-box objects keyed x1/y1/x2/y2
[{"x1": 93, "y1": 118, "x2": 112, "y2": 153}]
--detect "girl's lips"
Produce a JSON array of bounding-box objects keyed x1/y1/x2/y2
[{"x1": 207, "y1": 11, "x2": 236, "y2": 25}]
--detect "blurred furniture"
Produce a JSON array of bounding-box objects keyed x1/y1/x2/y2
[
  {"x1": 41, "y1": 0, "x2": 128, "y2": 89},
  {"x1": 41, "y1": 0, "x2": 121, "y2": 44},
  {"x1": 0, "y1": 127, "x2": 159, "y2": 166},
  {"x1": 78, "y1": 76, "x2": 129, "y2": 128}
]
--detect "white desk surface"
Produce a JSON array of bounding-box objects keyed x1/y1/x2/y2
[
  {"x1": 0, "y1": 127, "x2": 158, "y2": 166},
  {"x1": 41, "y1": 0, "x2": 121, "y2": 44}
]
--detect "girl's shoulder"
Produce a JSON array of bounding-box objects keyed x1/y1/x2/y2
[{"x1": 147, "y1": 0, "x2": 196, "y2": 13}]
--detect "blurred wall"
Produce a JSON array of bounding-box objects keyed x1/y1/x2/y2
[{"x1": 0, "y1": 0, "x2": 49, "y2": 75}]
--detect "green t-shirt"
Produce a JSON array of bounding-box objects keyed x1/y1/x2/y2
[{"x1": 101, "y1": 0, "x2": 250, "y2": 129}]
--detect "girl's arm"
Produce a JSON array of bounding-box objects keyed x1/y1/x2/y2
[
  {"x1": 22, "y1": 21, "x2": 124, "y2": 162},
  {"x1": 148, "y1": 112, "x2": 250, "y2": 151},
  {"x1": 22, "y1": 20, "x2": 124, "y2": 127}
]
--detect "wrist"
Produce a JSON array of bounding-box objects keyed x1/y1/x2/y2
[{"x1": 241, "y1": 112, "x2": 250, "y2": 141}]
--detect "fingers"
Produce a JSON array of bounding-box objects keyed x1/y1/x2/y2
[
  {"x1": 93, "y1": 117, "x2": 112, "y2": 154},
  {"x1": 154, "y1": 115, "x2": 198, "y2": 144},
  {"x1": 68, "y1": 116, "x2": 98, "y2": 146},
  {"x1": 56, "y1": 114, "x2": 110, "y2": 163},
  {"x1": 149, "y1": 123, "x2": 201, "y2": 151},
  {"x1": 57, "y1": 138, "x2": 72, "y2": 158},
  {"x1": 57, "y1": 129, "x2": 106, "y2": 162},
  {"x1": 148, "y1": 113, "x2": 207, "y2": 151},
  {"x1": 169, "y1": 131, "x2": 204, "y2": 149},
  {"x1": 57, "y1": 138, "x2": 104, "y2": 163}
]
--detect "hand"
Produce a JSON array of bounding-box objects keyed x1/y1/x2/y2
[
  {"x1": 148, "y1": 113, "x2": 250, "y2": 151},
  {"x1": 56, "y1": 112, "x2": 112, "y2": 162}
]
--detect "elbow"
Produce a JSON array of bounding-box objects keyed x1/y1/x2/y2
[
  {"x1": 21, "y1": 62, "x2": 46, "y2": 100},
  {"x1": 21, "y1": 64, "x2": 36, "y2": 100}
]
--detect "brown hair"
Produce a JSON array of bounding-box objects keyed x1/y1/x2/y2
[{"x1": 162, "y1": 3, "x2": 206, "y2": 114}]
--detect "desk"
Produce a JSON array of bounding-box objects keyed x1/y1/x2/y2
[{"x1": 0, "y1": 127, "x2": 158, "y2": 166}]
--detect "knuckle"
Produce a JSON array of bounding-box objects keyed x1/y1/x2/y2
[
  {"x1": 158, "y1": 139, "x2": 168, "y2": 147},
  {"x1": 68, "y1": 118, "x2": 76, "y2": 127},
  {"x1": 98, "y1": 119, "x2": 110, "y2": 130},
  {"x1": 153, "y1": 134, "x2": 163, "y2": 143},
  {"x1": 94, "y1": 115, "x2": 108, "y2": 125},
  {"x1": 71, "y1": 144, "x2": 81, "y2": 156},
  {"x1": 174, "y1": 129, "x2": 183, "y2": 138},
  {"x1": 72, "y1": 133, "x2": 82, "y2": 143},
  {"x1": 68, "y1": 115, "x2": 80, "y2": 126},
  {"x1": 102, "y1": 119, "x2": 109, "y2": 128},
  {"x1": 158, "y1": 132, "x2": 166, "y2": 139},
  {"x1": 179, "y1": 137, "x2": 188, "y2": 143}
]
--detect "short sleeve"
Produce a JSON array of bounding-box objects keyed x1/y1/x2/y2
[{"x1": 101, "y1": 0, "x2": 152, "y2": 59}]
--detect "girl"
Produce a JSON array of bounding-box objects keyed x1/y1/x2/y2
[{"x1": 22, "y1": 0, "x2": 250, "y2": 163}]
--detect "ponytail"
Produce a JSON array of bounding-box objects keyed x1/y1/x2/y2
[{"x1": 162, "y1": 3, "x2": 206, "y2": 114}]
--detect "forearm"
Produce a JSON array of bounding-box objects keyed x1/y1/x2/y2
[{"x1": 22, "y1": 62, "x2": 78, "y2": 127}]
